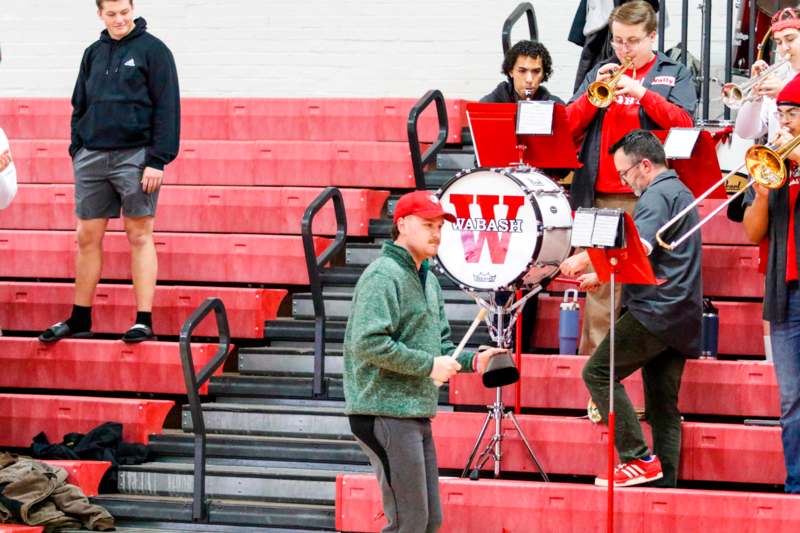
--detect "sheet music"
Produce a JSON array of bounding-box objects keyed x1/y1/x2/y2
[
  {"x1": 571, "y1": 209, "x2": 596, "y2": 248},
  {"x1": 664, "y1": 127, "x2": 700, "y2": 159},
  {"x1": 592, "y1": 211, "x2": 622, "y2": 247},
  {"x1": 515, "y1": 100, "x2": 554, "y2": 135}
]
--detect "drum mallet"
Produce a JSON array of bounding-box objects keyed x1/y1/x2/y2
[{"x1": 434, "y1": 307, "x2": 488, "y2": 387}]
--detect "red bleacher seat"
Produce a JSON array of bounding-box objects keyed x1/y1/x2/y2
[
  {"x1": 449, "y1": 355, "x2": 779, "y2": 417},
  {"x1": 336, "y1": 475, "x2": 800, "y2": 533},
  {"x1": 0, "y1": 97, "x2": 466, "y2": 143},
  {"x1": 0, "y1": 230, "x2": 329, "y2": 285},
  {"x1": 0, "y1": 526, "x2": 44, "y2": 533},
  {"x1": 431, "y1": 412, "x2": 784, "y2": 484},
  {"x1": 41, "y1": 460, "x2": 111, "y2": 497},
  {"x1": 0, "y1": 98, "x2": 71, "y2": 140},
  {"x1": 699, "y1": 197, "x2": 753, "y2": 246},
  {"x1": 0, "y1": 184, "x2": 388, "y2": 237},
  {"x1": 533, "y1": 296, "x2": 763, "y2": 356},
  {"x1": 0, "y1": 338, "x2": 224, "y2": 395},
  {"x1": 10, "y1": 139, "x2": 418, "y2": 189},
  {"x1": 0, "y1": 394, "x2": 173, "y2": 446},
  {"x1": 547, "y1": 244, "x2": 763, "y2": 298},
  {"x1": 0, "y1": 282, "x2": 285, "y2": 339}
]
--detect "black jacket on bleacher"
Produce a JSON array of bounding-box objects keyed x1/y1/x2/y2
[{"x1": 70, "y1": 17, "x2": 180, "y2": 170}]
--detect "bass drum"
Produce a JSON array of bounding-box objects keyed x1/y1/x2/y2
[{"x1": 433, "y1": 167, "x2": 572, "y2": 292}]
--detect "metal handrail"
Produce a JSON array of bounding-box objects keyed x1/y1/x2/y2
[
  {"x1": 179, "y1": 297, "x2": 231, "y2": 523},
  {"x1": 502, "y1": 2, "x2": 538, "y2": 54},
  {"x1": 407, "y1": 89, "x2": 449, "y2": 189},
  {"x1": 302, "y1": 187, "x2": 348, "y2": 398}
]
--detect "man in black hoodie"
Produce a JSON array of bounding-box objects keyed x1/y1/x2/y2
[
  {"x1": 39, "y1": 0, "x2": 180, "y2": 344},
  {"x1": 481, "y1": 40, "x2": 564, "y2": 104}
]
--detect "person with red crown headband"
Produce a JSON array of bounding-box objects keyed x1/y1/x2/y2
[
  {"x1": 742, "y1": 72, "x2": 800, "y2": 494},
  {"x1": 733, "y1": 8, "x2": 800, "y2": 141}
]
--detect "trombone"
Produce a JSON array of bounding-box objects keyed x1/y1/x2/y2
[
  {"x1": 588, "y1": 58, "x2": 634, "y2": 108},
  {"x1": 655, "y1": 134, "x2": 800, "y2": 250},
  {"x1": 722, "y1": 58, "x2": 790, "y2": 109}
]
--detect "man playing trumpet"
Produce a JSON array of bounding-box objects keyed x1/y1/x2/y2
[
  {"x1": 563, "y1": 0, "x2": 697, "y2": 356},
  {"x1": 742, "y1": 74, "x2": 800, "y2": 494},
  {"x1": 733, "y1": 7, "x2": 800, "y2": 142}
]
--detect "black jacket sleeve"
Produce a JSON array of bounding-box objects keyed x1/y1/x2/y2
[
  {"x1": 145, "y1": 42, "x2": 180, "y2": 170},
  {"x1": 69, "y1": 48, "x2": 91, "y2": 158}
]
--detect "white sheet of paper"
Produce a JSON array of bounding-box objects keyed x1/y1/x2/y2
[
  {"x1": 571, "y1": 209, "x2": 596, "y2": 248},
  {"x1": 664, "y1": 128, "x2": 701, "y2": 160},
  {"x1": 516, "y1": 100, "x2": 554, "y2": 135},
  {"x1": 592, "y1": 212, "x2": 621, "y2": 247}
]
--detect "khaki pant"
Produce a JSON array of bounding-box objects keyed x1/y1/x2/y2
[{"x1": 578, "y1": 193, "x2": 638, "y2": 356}]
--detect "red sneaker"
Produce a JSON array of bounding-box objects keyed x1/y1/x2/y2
[{"x1": 595, "y1": 455, "x2": 663, "y2": 487}]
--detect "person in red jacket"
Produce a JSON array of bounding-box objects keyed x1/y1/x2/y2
[{"x1": 561, "y1": 0, "x2": 697, "y2": 356}]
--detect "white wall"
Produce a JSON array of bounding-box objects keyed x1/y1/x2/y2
[{"x1": 0, "y1": 0, "x2": 737, "y2": 107}]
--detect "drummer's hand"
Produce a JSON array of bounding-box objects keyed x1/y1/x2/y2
[
  {"x1": 577, "y1": 273, "x2": 601, "y2": 292},
  {"x1": 475, "y1": 347, "x2": 509, "y2": 374},
  {"x1": 614, "y1": 74, "x2": 646, "y2": 100},
  {"x1": 560, "y1": 251, "x2": 591, "y2": 277},
  {"x1": 755, "y1": 75, "x2": 785, "y2": 99},
  {"x1": 430, "y1": 356, "x2": 460, "y2": 384},
  {"x1": 751, "y1": 59, "x2": 769, "y2": 78}
]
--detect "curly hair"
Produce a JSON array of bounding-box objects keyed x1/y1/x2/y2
[
  {"x1": 502, "y1": 40, "x2": 553, "y2": 82},
  {"x1": 96, "y1": 0, "x2": 133, "y2": 9}
]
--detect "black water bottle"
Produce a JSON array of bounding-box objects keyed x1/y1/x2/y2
[{"x1": 701, "y1": 298, "x2": 719, "y2": 359}]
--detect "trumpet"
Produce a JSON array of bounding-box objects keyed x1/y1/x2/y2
[
  {"x1": 721, "y1": 58, "x2": 790, "y2": 109},
  {"x1": 587, "y1": 58, "x2": 634, "y2": 108},
  {"x1": 655, "y1": 133, "x2": 800, "y2": 250}
]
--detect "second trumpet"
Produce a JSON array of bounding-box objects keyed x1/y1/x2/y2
[{"x1": 722, "y1": 58, "x2": 790, "y2": 109}]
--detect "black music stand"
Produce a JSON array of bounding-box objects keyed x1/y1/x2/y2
[
  {"x1": 574, "y1": 208, "x2": 658, "y2": 533},
  {"x1": 459, "y1": 290, "x2": 549, "y2": 482}
]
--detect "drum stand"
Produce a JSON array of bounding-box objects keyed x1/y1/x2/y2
[{"x1": 460, "y1": 290, "x2": 550, "y2": 482}]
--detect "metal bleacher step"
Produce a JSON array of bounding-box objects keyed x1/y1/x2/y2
[
  {"x1": 118, "y1": 462, "x2": 349, "y2": 505},
  {"x1": 149, "y1": 430, "x2": 367, "y2": 466},
  {"x1": 181, "y1": 401, "x2": 352, "y2": 439},
  {"x1": 424, "y1": 169, "x2": 459, "y2": 189},
  {"x1": 209, "y1": 373, "x2": 345, "y2": 400},
  {"x1": 435, "y1": 149, "x2": 476, "y2": 171},
  {"x1": 92, "y1": 494, "x2": 335, "y2": 531},
  {"x1": 291, "y1": 289, "x2": 480, "y2": 321},
  {"x1": 238, "y1": 345, "x2": 344, "y2": 376},
  {"x1": 181, "y1": 400, "x2": 453, "y2": 439},
  {"x1": 264, "y1": 318, "x2": 492, "y2": 346}
]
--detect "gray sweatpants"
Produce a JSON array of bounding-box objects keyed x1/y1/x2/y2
[{"x1": 349, "y1": 415, "x2": 442, "y2": 533}]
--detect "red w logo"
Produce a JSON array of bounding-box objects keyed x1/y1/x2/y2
[{"x1": 448, "y1": 194, "x2": 525, "y2": 264}]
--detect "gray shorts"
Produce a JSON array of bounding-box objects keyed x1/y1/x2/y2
[{"x1": 73, "y1": 146, "x2": 159, "y2": 220}]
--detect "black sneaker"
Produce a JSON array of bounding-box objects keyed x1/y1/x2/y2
[{"x1": 121, "y1": 323, "x2": 156, "y2": 343}]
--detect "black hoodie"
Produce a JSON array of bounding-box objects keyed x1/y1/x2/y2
[
  {"x1": 70, "y1": 17, "x2": 180, "y2": 170},
  {"x1": 479, "y1": 80, "x2": 564, "y2": 104}
]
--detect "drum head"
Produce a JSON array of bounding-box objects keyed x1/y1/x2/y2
[{"x1": 434, "y1": 168, "x2": 542, "y2": 291}]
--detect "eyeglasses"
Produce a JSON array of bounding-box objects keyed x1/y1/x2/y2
[
  {"x1": 610, "y1": 36, "x2": 649, "y2": 50},
  {"x1": 618, "y1": 160, "x2": 642, "y2": 182},
  {"x1": 778, "y1": 108, "x2": 800, "y2": 121}
]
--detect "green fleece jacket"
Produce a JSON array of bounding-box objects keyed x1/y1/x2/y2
[{"x1": 343, "y1": 241, "x2": 475, "y2": 418}]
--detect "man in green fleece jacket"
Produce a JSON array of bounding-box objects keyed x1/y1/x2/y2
[{"x1": 344, "y1": 190, "x2": 505, "y2": 533}]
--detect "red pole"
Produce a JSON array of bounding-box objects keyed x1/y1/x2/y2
[
  {"x1": 607, "y1": 411, "x2": 615, "y2": 533},
  {"x1": 514, "y1": 289, "x2": 523, "y2": 414}
]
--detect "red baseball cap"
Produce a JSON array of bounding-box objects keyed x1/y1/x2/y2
[
  {"x1": 393, "y1": 190, "x2": 456, "y2": 223},
  {"x1": 778, "y1": 72, "x2": 800, "y2": 107}
]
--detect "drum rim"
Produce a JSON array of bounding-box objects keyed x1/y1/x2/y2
[{"x1": 431, "y1": 166, "x2": 550, "y2": 292}]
